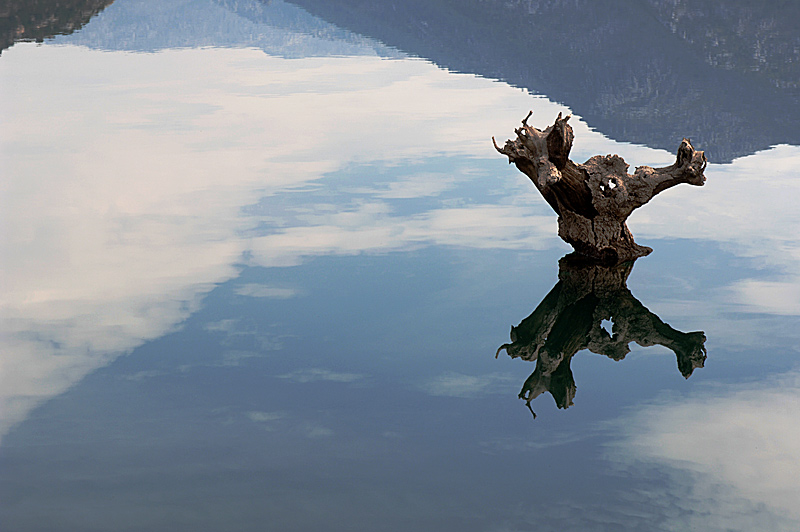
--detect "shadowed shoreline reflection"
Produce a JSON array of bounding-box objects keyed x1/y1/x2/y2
[
  {"x1": 497, "y1": 255, "x2": 707, "y2": 418},
  {"x1": 0, "y1": 0, "x2": 115, "y2": 54}
]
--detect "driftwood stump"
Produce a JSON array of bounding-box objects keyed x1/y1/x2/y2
[
  {"x1": 497, "y1": 255, "x2": 707, "y2": 417},
  {"x1": 494, "y1": 113, "x2": 707, "y2": 262}
]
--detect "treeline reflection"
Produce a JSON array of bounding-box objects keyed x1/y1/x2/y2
[
  {"x1": 6, "y1": 0, "x2": 796, "y2": 161},
  {"x1": 497, "y1": 255, "x2": 707, "y2": 417},
  {"x1": 0, "y1": 0, "x2": 114, "y2": 53},
  {"x1": 288, "y1": 0, "x2": 800, "y2": 162}
]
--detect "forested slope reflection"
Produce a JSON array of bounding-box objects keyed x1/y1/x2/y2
[
  {"x1": 0, "y1": 0, "x2": 114, "y2": 53},
  {"x1": 56, "y1": 0, "x2": 397, "y2": 58},
  {"x1": 25, "y1": 0, "x2": 798, "y2": 160},
  {"x1": 286, "y1": 0, "x2": 800, "y2": 162},
  {"x1": 497, "y1": 255, "x2": 707, "y2": 417}
]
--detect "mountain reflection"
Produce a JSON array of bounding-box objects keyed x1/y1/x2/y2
[
  {"x1": 287, "y1": 0, "x2": 799, "y2": 162},
  {"x1": 16, "y1": 0, "x2": 796, "y2": 160},
  {"x1": 0, "y1": 0, "x2": 114, "y2": 53},
  {"x1": 497, "y1": 255, "x2": 706, "y2": 417}
]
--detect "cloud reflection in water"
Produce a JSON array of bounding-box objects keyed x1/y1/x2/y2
[
  {"x1": 605, "y1": 371, "x2": 800, "y2": 531},
  {"x1": 2, "y1": 41, "x2": 799, "y2": 449},
  {"x1": 0, "y1": 44, "x2": 564, "y2": 442}
]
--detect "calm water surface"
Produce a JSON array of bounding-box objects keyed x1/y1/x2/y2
[{"x1": 2, "y1": 1, "x2": 800, "y2": 531}]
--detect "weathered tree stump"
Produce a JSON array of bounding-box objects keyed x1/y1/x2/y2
[
  {"x1": 494, "y1": 113, "x2": 707, "y2": 263},
  {"x1": 496, "y1": 254, "x2": 707, "y2": 417}
]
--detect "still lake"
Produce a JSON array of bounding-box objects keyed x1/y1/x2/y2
[{"x1": 2, "y1": 1, "x2": 800, "y2": 530}]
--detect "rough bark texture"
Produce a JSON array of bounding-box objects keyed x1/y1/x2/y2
[
  {"x1": 496, "y1": 254, "x2": 706, "y2": 417},
  {"x1": 494, "y1": 113, "x2": 707, "y2": 263}
]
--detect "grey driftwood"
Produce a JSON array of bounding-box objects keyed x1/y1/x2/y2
[{"x1": 494, "y1": 113, "x2": 707, "y2": 263}]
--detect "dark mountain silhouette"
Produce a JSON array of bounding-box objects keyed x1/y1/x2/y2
[
  {"x1": 51, "y1": 0, "x2": 397, "y2": 58},
  {"x1": 5, "y1": 0, "x2": 797, "y2": 160},
  {"x1": 284, "y1": 0, "x2": 800, "y2": 162},
  {"x1": 643, "y1": 0, "x2": 800, "y2": 90},
  {"x1": 0, "y1": 0, "x2": 114, "y2": 54}
]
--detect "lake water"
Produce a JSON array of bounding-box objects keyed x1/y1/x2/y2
[{"x1": 2, "y1": 1, "x2": 800, "y2": 531}]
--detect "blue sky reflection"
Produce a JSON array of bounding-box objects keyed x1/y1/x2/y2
[{"x1": 2, "y1": 12, "x2": 800, "y2": 528}]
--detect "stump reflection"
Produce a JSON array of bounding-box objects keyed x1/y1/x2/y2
[{"x1": 497, "y1": 255, "x2": 707, "y2": 418}]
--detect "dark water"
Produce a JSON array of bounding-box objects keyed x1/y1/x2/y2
[{"x1": 2, "y1": 1, "x2": 799, "y2": 530}]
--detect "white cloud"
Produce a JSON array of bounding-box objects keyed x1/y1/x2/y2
[
  {"x1": 246, "y1": 412, "x2": 332, "y2": 438},
  {"x1": 478, "y1": 431, "x2": 589, "y2": 453},
  {"x1": 626, "y1": 144, "x2": 800, "y2": 316},
  {"x1": 0, "y1": 44, "x2": 566, "y2": 443},
  {"x1": 352, "y1": 172, "x2": 458, "y2": 199},
  {"x1": 421, "y1": 372, "x2": 517, "y2": 398},
  {"x1": 234, "y1": 284, "x2": 299, "y2": 299},
  {"x1": 205, "y1": 319, "x2": 240, "y2": 333},
  {"x1": 247, "y1": 202, "x2": 560, "y2": 267},
  {"x1": 303, "y1": 424, "x2": 334, "y2": 438},
  {"x1": 726, "y1": 278, "x2": 800, "y2": 316},
  {"x1": 277, "y1": 368, "x2": 365, "y2": 384},
  {"x1": 246, "y1": 411, "x2": 285, "y2": 423},
  {"x1": 605, "y1": 370, "x2": 800, "y2": 530},
  {"x1": 2, "y1": 41, "x2": 799, "y2": 448},
  {"x1": 122, "y1": 370, "x2": 172, "y2": 381}
]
